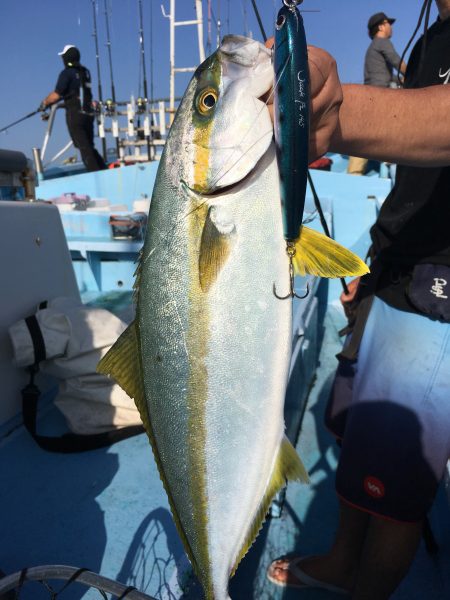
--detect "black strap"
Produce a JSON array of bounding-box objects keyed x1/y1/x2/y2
[
  {"x1": 21, "y1": 314, "x2": 144, "y2": 453},
  {"x1": 25, "y1": 315, "x2": 46, "y2": 364}
]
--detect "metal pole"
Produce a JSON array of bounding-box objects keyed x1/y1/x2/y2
[
  {"x1": 196, "y1": 0, "x2": 205, "y2": 62},
  {"x1": 41, "y1": 104, "x2": 59, "y2": 161},
  {"x1": 91, "y1": 0, "x2": 108, "y2": 160},
  {"x1": 32, "y1": 148, "x2": 44, "y2": 182}
]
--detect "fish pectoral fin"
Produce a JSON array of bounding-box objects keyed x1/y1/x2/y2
[
  {"x1": 293, "y1": 225, "x2": 370, "y2": 278},
  {"x1": 231, "y1": 436, "x2": 308, "y2": 577},
  {"x1": 199, "y1": 207, "x2": 234, "y2": 292}
]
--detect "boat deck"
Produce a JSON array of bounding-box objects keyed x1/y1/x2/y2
[
  {"x1": 1, "y1": 169, "x2": 449, "y2": 599},
  {"x1": 1, "y1": 298, "x2": 450, "y2": 600}
]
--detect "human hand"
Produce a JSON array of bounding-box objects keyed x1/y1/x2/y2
[
  {"x1": 262, "y1": 38, "x2": 343, "y2": 162},
  {"x1": 340, "y1": 277, "x2": 361, "y2": 321}
]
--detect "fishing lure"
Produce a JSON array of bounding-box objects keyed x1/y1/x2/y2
[{"x1": 274, "y1": 0, "x2": 309, "y2": 244}]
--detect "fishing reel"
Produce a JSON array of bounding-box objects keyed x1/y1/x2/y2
[
  {"x1": 136, "y1": 97, "x2": 147, "y2": 115},
  {"x1": 104, "y1": 98, "x2": 116, "y2": 116},
  {"x1": 91, "y1": 100, "x2": 102, "y2": 116},
  {"x1": 282, "y1": 0, "x2": 303, "y2": 7},
  {"x1": 37, "y1": 103, "x2": 50, "y2": 121}
]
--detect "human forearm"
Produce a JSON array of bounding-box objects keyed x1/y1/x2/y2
[
  {"x1": 42, "y1": 91, "x2": 61, "y2": 107},
  {"x1": 330, "y1": 84, "x2": 450, "y2": 166}
]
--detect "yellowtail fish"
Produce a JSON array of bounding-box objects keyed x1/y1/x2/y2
[{"x1": 98, "y1": 35, "x2": 368, "y2": 600}]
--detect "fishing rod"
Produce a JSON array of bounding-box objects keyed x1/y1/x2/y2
[
  {"x1": 251, "y1": 0, "x2": 349, "y2": 295},
  {"x1": 91, "y1": 0, "x2": 108, "y2": 160},
  {"x1": 137, "y1": 0, "x2": 152, "y2": 160},
  {"x1": 207, "y1": 0, "x2": 212, "y2": 55},
  {"x1": 104, "y1": 0, "x2": 117, "y2": 105},
  {"x1": 104, "y1": 0, "x2": 120, "y2": 158},
  {"x1": 216, "y1": 0, "x2": 221, "y2": 48},
  {"x1": 0, "y1": 109, "x2": 42, "y2": 134}
]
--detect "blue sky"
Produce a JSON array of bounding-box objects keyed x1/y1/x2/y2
[{"x1": 0, "y1": 1, "x2": 437, "y2": 160}]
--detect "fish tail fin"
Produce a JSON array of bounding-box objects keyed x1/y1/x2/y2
[
  {"x1": 230, "y1": 436, "x2": 308, "y2": 577},
  {"x1": 293, "y1": 225, "x2": 370, "y2": 278}
]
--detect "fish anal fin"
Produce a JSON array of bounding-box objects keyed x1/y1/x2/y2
[
  {"x1": 199, "y1": 207, "x2": 234, "y2": 292},
  {"x1": 230, "y1": 436, "x2": 308, "y2": 577},
  {"x1": 97, "y1": 322, "x2": 201, "y2": 578},
  {"x1": 97, "y1": 320, "x2": 144, "y2": 406},
  {"x1": 293, "y1": 225, "x2": 370, "y2": 278}
]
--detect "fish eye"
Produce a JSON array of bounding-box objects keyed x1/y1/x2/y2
[
  {"x1": 196, "y1": 88, "x2": 218, "y2": 114},
  {"x1": 276, "y1": 14, "x2": 286, "y2": 30}
]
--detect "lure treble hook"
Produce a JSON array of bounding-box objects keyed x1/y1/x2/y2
[{"x1": 273, "y1": 242, "x2": 309, "y2": 300}]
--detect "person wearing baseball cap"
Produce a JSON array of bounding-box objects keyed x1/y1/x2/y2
[
  {"x1": 40, "y1": 45, "x2": 106, "y2": 171},
  {"x1": 365, "y1": 12, "x2": 406, "y2": 87},
  {"x1": 347, "y1": 11, "x2": 407, "y2": 175}
]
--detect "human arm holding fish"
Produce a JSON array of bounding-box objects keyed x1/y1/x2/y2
[
  {"x1": 265, "y1": 37, "x2": 450, "y2": 167},
  {"x1": 330, "y1": 83, "x2": 450, "y2": 167}
]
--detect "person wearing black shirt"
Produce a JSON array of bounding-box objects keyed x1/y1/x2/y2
[
  {"x1": 41, "y1": 45, "x2": 106, "y2": 172},
  {"x1": 267, "y1": 1, "x2": 450, "y2": 598}
]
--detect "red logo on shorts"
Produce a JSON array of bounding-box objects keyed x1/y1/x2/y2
[{"x1": 364, "y1": 476, "x2": 385, "y2": 499}]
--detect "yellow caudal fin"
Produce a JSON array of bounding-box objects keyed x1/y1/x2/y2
[
  {"x1": 97, "y1": 322, "x2": 200, "y2": 578},
  {"x1": 293, "y1": 225, "x2": 370, "y2": 278},
  {"x1": 231, "y1": 436, "x2": 309, "y2": 577}
]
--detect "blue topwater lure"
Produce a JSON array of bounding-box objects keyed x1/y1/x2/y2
[
  {"x1": 262, "y1": 0, "x2": 367, "y2": 299},
  {"x1": 274, "y1": 0, "x2": 309, "y2": 243}
]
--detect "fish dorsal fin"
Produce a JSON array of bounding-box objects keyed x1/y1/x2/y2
[
  {"x1": 293, "y1": 225, "x2": 370, "y2": 278},
  {"x1": 199, "y1": 207, "x2": 235, "y2": 292},
  {"x1": 97, "y1": 322, "x2": 200, "y2": 577},
  {"x1": 231, "y1": 436, "x2": 308, "y2": 577}
]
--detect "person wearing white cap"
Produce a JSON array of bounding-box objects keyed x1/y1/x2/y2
[{"x1": 40, "y1": 45, "x2": 106, "y2": 171}]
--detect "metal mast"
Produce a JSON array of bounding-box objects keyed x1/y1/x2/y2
[{"x1": 162, "y1": 0, "x2": 205, "y2": 122}]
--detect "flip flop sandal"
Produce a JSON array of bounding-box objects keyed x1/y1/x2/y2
[{"x1": 267, "y1": 555, "x2": 350, "y2": 595}]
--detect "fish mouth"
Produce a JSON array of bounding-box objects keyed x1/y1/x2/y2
[
  {"x1": 181, "y1": 143, "x2": 273, "y2": 200},
  {"x1": 181, "y1": 170, "x2": 254, "y2": 199}
]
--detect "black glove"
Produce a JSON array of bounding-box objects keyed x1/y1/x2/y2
[{"x1": 38, "y1": 102, "x2": 46, "y2": 112}]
